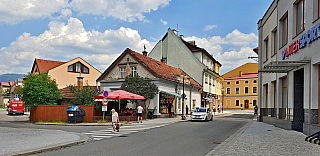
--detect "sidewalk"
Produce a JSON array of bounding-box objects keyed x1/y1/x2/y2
[{"x1": 207, "y1": 119, "x2": 320, "y2": 156}]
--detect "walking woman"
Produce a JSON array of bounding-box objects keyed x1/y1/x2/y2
[{"x1": 111, "y1": 109, "x2": 120, "y2": 132}]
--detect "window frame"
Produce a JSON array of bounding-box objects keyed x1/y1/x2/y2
[
  {"x1": 236, "y1": 81, "x2": 239, "y2": 84},
  {"x1": 235, "y1": 100, "x2": 240, "y2": 106},
  {"x1": 264, "y1": 37, "x2": 269, "y2": 62},
  {"x1": 281, "y1": 15, "x2": 288, "y2": 46},
  {"x1": 253, "y1": 86, "x2": 257, "y2": 94},
  {"x1": 245, "y1": 80, "x2": 249, "y2": 84},
  {"x1": 245, "y1": 87, "x2": 249, "y2": 94},
  {"x1": 253, "y1": 99, "x2": 257, "y2": 106},
  {"x1": 67, "y1": 62, "x2": 89, "y2": 74},
  {"x1": 120, "y1": 67, "x2": 126, "y2": 78},
  {"x1": 272, "y1": 28, "x2": 277, "y2": 56},
  {"x1": 235, "y1": 87, "x2": 240, "y2": 94},
  {"x1": 296, "y1": 0, "x2": 305, "y2": 35},
  {"x1": 226, "y1": 88, "x2": 231, "y2": 94},
  {"x1": 253, "y1": 80, "x2": 257, "y2": 83},
  {"x1": 130, "y1": 66, "x2": 137, "y2": 76},
  {"x1": 227, "y1": 81, "x2": 231, "y2": 85}
]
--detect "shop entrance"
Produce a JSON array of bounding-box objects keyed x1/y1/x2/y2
[
  {"x1": 292, "y1": 68, "x2": 304, "y2": 132},
  {"x1": 244, "y1": 100, "x2": 249, "y2": 109}
]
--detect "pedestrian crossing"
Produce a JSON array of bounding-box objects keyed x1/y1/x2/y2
[{"x1": 83, "y1": 124, "x2": 169, "y2": 141}]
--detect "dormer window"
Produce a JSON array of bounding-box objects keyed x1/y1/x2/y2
[{"x1": 68, "y1": 62, "x2": 89, "y2": 74}]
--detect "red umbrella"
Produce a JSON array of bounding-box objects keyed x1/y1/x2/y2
[{"x1": 94, "y1": 90, "x2": 145, "y2": 110}]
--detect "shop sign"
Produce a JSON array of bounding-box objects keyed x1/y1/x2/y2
[{"x1": 282, "y1": 23, "x2": 320, "y2": 60}]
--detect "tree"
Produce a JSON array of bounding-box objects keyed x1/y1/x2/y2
[
  {"x1": 120, "y1": 75, "x2": 159, "y2": 114},
  {"x1": 1, "y1": 88, "x2": 11, "y2": 96},
  {"x1": 18, "y1": 73, "x2": 62, "y2": 108},
  {"x1": 69, "y1": 84, "x2": 101, "y2": 106}
]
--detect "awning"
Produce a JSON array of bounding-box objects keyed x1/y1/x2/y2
[
  {"x1": 259, "y1": 60, "x2": 310, "y2": 73},
  {"x1": 160, "y1": 90, "x2": 181, "y2": 98}
]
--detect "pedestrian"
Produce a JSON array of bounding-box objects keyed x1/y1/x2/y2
[
  {"x1": 167, "y1": 103, "x2": 172, "y2": 117},
  {"x1": 137, "y1": 104, "x2": 144, "y2": 123},
  {"x1": 218, "y1": 105, "x2": 220, "y2": 113},
  {"x1": 111, "y1": 109, "x2": 119, "y2": 132},
  {"x1": 213, "y1": 105, "x2": 216, "y2": 115},
  {"x1": 222, "y1": 104, "x2": 224, "y2": 113},
  {"x1": 254, "y1": 105, "x2": 258, "y2": 115},
  {"x1": 186, "y1": 105, "x2": 189, "y2": 115}
]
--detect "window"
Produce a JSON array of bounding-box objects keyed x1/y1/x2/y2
[
  {"x1": 236, "y1": 87, "x2": 239, "y2": 94},
  {"x1": 245, "y1": 80, "x2": 249, "y2": 84},
  {"x1": 235, "y1": 100, "x2": 240, "y2": 106},
  {"x1": 120, "y1": 67, "x2": 126, "y2": 78},
  {"x1": 253, "y1": 80, "x2": 257, "y2": 83},
  {"x1": 245, "y1": 87, "x2": 249, "y2": 94},
  {"x1": 253, "y1": 87, "x2": 257, "y2": 93},
  {"x1": 253, "y1": 100, "x2": 257, "y2": 106},
  {"x1": 131, "y1": 66, "x2": 137, "y2": 76},
  {"x1": 236, "y1": 81, "x2": 239, "y2": 84},
  {"x1": 227, "y1": 82, "x2": 230, "y2": 85},
  {"x1": 205, "y1": 74, "x2": 208, "y2": 84},
  {"x1": 209, "y1": 76, "x2": 212, "y2": 85},
  {"x1": 272, "y1": 29, "x2": 277, "y2": 56},
  {"x1": 67, "y1": 62, "x2": 89, "y2": 74},
  {"x1": 318, "y1": 0, "x2": 320, "y2": 18},
  {"x1": 227, "y1": 88, "x2": 231, "y2": 94},
  {"x1": 296, "y1": 0, "x2": 305, "y2": 34},
  {"x1": 264, "y1": 37, "x2": 268, "y2": 61},
  {"x1": 281, "y1": 15, "x2": 288, "y2": 46}
]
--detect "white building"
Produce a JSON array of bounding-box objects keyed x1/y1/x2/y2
[
  {"x1": 258, "y1": 0, "x2": 320, "y2": 135},
  {"x1": 97, "y1": 48, "x2": 202, "y2": 116}
]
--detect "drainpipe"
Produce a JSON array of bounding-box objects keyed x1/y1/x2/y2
[{"x1": 308, "y1": 63, "x2": 311, "y2": 134}]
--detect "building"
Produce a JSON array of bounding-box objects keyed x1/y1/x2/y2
[
  {"x1": 97, "y1": 48, "x2": 201, "y2": 116},
  {"x1": 148, "y1": 28, "x2": 223, "y2": 109},
  {"x1": 258, "y1": 0, "x2": 320, "y2": 134},
  {"x1": 31, "y1": 58, "x2": 101, "y2": 89},
  {"x1": 0, "y1": 81, "x2": 13, "y2": 107},
  {"x1": 222, "y1": 63, "x2": 258, "y2": 109}
]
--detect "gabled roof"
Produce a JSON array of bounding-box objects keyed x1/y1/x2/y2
[
  {"x1": 1, "y1": 81, "x2": 13, "y2": 87},
  {"x1": 253, "y1": 47, "x2": 259, "y2": 55},
  {"x1": 97, "y1": 48, "x2": 201, "y2": 88},
  {"x1": 224, "y1": 73, "x2": 258, "y2": 80},
  {"x1": 32, "y1": 59, "x2": 66, "y2": 73}
]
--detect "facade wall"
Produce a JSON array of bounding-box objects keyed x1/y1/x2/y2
[
  {"x1": 223, "y1": 78, "x2": 258, "y2": 109},
  {"x1": 48, "y1": 58, "x2": 101, "y2": 89},
  {"x1": 222, "y1": 63, "x2": 258, "y2": 78},
  {"x1": 258, "y1": 0, "x2": 320, "y2": 135}
]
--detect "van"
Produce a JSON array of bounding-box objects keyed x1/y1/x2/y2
[{"x1": 7, "y1": 100, "x2": 24, "y2": 115}]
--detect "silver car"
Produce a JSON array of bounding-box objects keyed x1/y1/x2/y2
[{"x1": 191, "y1": 108, "x2": 213, "y2": 121}]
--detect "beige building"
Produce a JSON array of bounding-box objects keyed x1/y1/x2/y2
[
  {"x1": 31, "y1": 57, "x2": 101, "y2": 89},
  {"x1": 0, "y1": 81, "x2": 13, "y2": 107}
]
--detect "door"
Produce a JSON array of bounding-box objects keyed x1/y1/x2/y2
[
  {"x1": 292, "y1": 68, "x2": 304, "y2": 132},
  {"x1": 244, "y1": 100, "x2": 249, "y2": 109}
]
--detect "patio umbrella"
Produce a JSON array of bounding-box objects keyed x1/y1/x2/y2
[{"x1": 94, "y1": 90, "x2": 145, "y2": 111}]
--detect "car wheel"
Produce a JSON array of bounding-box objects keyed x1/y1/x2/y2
[
  {"x1": 210, "y1": 115, "x2": 213, "y2": 121},
  {"x1": 205, "y1": 116, "x2": 208, "y2": 122}
]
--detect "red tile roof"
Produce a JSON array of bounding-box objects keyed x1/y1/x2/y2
[
  {"x1": 253, "y1": 47, "x2": 259, "y2": 55},
  {"x1": 127, "y1": 49, "x2": 201, "y2": 88},
  {"x1": 224, "y1": 73, "x2": 258, "y2": 80},
  {"x1": 34, "y1": 59, "x2": 66, "y2": 73},
  {"x1": 1, "y1": 81, "x2": 13, "y2": 87}
]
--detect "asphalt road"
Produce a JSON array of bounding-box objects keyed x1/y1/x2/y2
[{"x1": 32, "y1": 114, "x2": 253, "y2": 156}]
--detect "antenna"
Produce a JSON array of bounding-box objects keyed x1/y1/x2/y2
[{"x1": 177, "y1": 22, "x2": 179, "y2": 35}]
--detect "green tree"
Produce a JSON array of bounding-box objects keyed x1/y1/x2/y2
[
  {"x1": 120, "y1": 74, "x2": 159, "y2": 113},
  {"x1": 69, "y1": 84, "x2": 101, "y2": 106},
  {"x1": 18, "y1": 73, "x2": 62, "y2": 108},
  {"x1": 1, "y1": 88, "x2": 11, "y2": 96}
]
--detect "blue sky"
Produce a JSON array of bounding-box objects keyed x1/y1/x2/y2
[{"x1": 0, "y1": 0, "x2": 272, "y2": 75}]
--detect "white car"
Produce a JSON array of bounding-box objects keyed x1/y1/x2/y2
[{"x1": 191, "y1": 108, "x2": 213, "y2": 121}]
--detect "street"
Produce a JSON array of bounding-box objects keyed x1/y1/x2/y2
[{"x1": 0, "y1": 109, "x2": 254, "y2": 155}]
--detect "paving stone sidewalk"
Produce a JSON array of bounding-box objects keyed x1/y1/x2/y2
[{"x1": 207, "y1": 120, "x2": 320, "y2": 156}]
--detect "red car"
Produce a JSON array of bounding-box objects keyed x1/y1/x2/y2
[{"x1": 7, "y1": 100, "x2": 24, "y2": 115}]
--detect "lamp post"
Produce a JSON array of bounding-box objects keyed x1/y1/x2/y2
[{"x1": 180, "y1": 75, "x2": 190, "y2": 120}]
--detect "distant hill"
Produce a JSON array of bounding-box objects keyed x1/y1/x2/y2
[{"x1": 0, "y1": 73, "x2": 24, "y2": 83}]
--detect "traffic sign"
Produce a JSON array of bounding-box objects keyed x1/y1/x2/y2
[
  {"x1": 102, "y1": 97, "x2": 108, "y2": 106},
  {"x1": 103, "y1": 91, "x2": 109, "y2": 98}
]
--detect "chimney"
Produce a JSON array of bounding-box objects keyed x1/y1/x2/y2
[
  {"x1": 142, "y1": 51, "x2": 148, "y2": 56},
  {"x1": 180, "y1": 35, "x2": 184, "y2": 40},
  {"x1": 161, "y1": 58, "x2": 165, "y2": 63},
  {"x1": 77, "y1": 77, "x2": 83, "y2": 89},
  {"x1": 239, "y1": 71, "x2": 242, "y2": 77},
  {"x1": 172, "y1": 29, "x2": 177, "y2": 35}
]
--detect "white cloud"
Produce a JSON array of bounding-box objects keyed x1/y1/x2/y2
[
  {"x1": 204, "y1": 25, "x2": 217, "y2": 31},
  {"x1": 160, "y1": 19, "x2": 167, "y2": 25},
  {"x1": 0, "y1": 17, "x2": 155, "y2": 74},
  {"x1": 184, "y1": 30, "x2": 258, "y2": 74},
  {"x1": 0, "y1": 0, "x2": 171, "y2": 24}
]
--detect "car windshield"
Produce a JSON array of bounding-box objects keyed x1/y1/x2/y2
[{"x1": 194, "y1": 108, "x2": 206, "y2": 112}]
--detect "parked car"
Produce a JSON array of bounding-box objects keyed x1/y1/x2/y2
[
  {"x1": 191, "y1": 107, "x2": 213, "y2": 121},
  {"x1": 7, "y1": 100, "x2": 25, "y2": 115}
]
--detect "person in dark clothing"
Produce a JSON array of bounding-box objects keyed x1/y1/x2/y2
[
  {"x1": 186, "y1": 105, "x2": 189, "y2": 115},
  {"x1": 167, "y1": 104, "x2": 172, "y2": 117}
]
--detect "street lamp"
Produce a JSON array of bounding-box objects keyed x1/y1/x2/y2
[{"x1": 180, "y1": 75, "x2": 190, "y2": 120}]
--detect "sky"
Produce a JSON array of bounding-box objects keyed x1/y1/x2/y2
[{"x1": 0, "y1": 0, "x2": 273, "y2": 75}]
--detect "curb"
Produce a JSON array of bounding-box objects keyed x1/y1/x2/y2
[
  {"x1": 3, "y1": 133, "x2": 89, "y2": 156},
  {"x1": 206, "y1": 119, "x2": 254, "y2": 156}
]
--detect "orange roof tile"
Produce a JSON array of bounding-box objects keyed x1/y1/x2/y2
[
  {"x1": 1, "y1": 82, "x2": 13, "y2": 87},
  {"x1": 127, "y1": 49, "x2": 201, "y2": 88},
  {"x1": 35, "y1": 59, "x2": 66, "y2": 73}
]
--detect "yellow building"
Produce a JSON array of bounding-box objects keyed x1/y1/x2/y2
[
  {"x1": 214, "y1": 62, "x2": 223, "y2": 109},
  {"x1": 222, "y1": 63, "x2": 258, "y2": 109}
]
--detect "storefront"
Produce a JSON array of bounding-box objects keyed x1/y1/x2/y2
[{"x1": 159, "y1": 91, "x2": 181, "y2": 115}]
